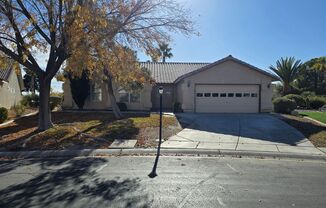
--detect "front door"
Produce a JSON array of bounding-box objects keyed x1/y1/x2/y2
[{"x1": 151, "y1": 84, "x2": 174, "y2": 111}]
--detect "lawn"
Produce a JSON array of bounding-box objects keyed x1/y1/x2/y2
[
  {"x1": 280, "y1": 114, "x2": 326, "y2": 147},
  {"x1": 299, "y1": 111, "x2": 326, "y2": 124},
  {"x1": 0, "y1": 112, "x2": 181, "y2": 151}
]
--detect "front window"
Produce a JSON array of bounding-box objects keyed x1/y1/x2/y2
[
  {"x1": 118, "y1": 90, "x2": 141, "y2": 103},
  {"x1": 90, "y1": 83, "x2": 102, "y2": 102}
]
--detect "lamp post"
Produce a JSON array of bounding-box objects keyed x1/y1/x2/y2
[{"x1": 148, "y1": 86, "x2": 164, "y2": 178}]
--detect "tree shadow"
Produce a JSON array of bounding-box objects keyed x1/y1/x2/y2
[{"x1": 0, "y1": 157, "x2": 150, "y2": 208}]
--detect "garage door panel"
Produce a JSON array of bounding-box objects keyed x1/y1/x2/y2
[{"x1": 195, "y1": 85, "x2": 259, "y2": 113}]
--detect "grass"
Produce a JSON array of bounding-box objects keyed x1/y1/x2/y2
[
  {"x1": 0, "y1": 112, "x2": 181, "y2": 150},
  {"x1": 280, "y1": 114, "x2": 326, "y2": 147},
  {"x1": 299, "y1": 111, "x2": 326, "y2": 124}
]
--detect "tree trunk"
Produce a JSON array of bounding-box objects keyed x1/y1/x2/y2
[
  {"x1": 283, "y1": 83, "x2": 290, "y2": 95},
  {"x1": 31, "y1": 75, "x2": 35, "y2": 95},
  {"x1": 38, "y1": 75, "x2": 53, "y2": 131},
  {"x1": 106, "y1": 76, "x2": 123, "y2": 119}
]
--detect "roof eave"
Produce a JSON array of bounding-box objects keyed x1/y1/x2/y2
[{"x1": 174, "y1": 56, "x2": 279, "y2": 83}]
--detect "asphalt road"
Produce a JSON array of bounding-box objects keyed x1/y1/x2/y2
[{"x1": 0, "y1": 156, "x2": 325, "y2": 208}]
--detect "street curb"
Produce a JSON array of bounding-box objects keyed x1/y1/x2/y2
[
  {"x1": 302, "y1": 116, "x2": 326, "y2": 127},
  {"x1": 0, "y1": 111, "x2": 38, "y2": 127},
  {"x1": 0, "y1": 148, "x2": 325, "y2": 161}
]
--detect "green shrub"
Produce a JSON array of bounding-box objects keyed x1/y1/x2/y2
[
  {"x1": 173, "y1": 102, "x2": 183, "y2": 113},
  {"x1": 273, "y1": 97, "x2": 297, "y2": 114},
  {"x1": 307, "y1": 96, "x2": 326, "y2": 109},
  {"x1": 301, "y1": 91, "x2": 316, "y2": 98},
  {"x1": 0, "y1": 107, "x2": 8, "y2": 123},
  {"x1": 49, "y1": 96, "x2": 62, "y2": 111},
  {"x1": 117, "y1": 102, "x2": 127, "y2": 111},
  {"x1": 11, "y1": 104, "x2": 26, "y2": 116},
  {"x1": 283, "y1": 94, "x2": 306, "y2": 108},
  {"x1": 21, "y1": 94, "x2": 39, "y2": 107}
]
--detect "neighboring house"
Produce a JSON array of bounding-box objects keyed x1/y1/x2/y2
[
  {"x1": 0, "y1": 63, "x2": 24, "y2": 109},
  {"x1": 63, "y1": 55, "x2": 278, "y2": 113}
]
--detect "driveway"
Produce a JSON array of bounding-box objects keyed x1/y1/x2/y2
[{"x1": 162, "y1": 113, "x2": 324, "y2": 155}]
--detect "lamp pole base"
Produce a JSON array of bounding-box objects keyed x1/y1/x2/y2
[{"x1": 148, "y1": 171, "x2": 157, "y2": 178}]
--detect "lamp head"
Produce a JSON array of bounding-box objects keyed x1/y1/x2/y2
[{"x1": 158, "y1": 86, "x2": 164, "y2": 94}]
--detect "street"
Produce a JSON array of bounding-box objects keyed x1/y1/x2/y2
[{"x1": 0, "y1": 156, "x2": 326, "y2": 208}]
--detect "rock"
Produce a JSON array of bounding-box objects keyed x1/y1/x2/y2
[{"x1": 291, "y1": 110, "x2": 299, "y2": 116}]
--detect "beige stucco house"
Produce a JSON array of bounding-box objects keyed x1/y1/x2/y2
[
  {"x1": 0, "y1": 63, "x2": 23, "y2": 109},
  {"x1": 63, "y1": 55, "x2": 278, "y2": 113}
]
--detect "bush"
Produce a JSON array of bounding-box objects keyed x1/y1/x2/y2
[
  {"x1": 50, "y1": 96, "x2": 62, "y2": 111},
  {"x1": 117, "y1": 102, "x2": 127, "y2": 111},
  {"x1": 21, "y1": 94, "x2": 39, "y2": 107},
  {"x1": 173, "y1": 102, "x2": 183, "y2": 113},
  {"x1": 11, "y1": 104, "x2": 26, "y2": 116},
  {"x1": 283, "y1": 94, "x2": 307, "y2": 108},
  {"x1": 273, "y1": 97, "x2": 297, "y2": 114},
  {"x1": 307, "y1": 96, "x2": 326, "y2": 109},
  {"x1": 0, "y1": 107, "x2": 8, "y2": 123},
  {"x1": 301, "y1": 91, "x2": 316, "y2": 98}
]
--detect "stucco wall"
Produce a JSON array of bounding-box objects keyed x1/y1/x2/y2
[
  {"x1": 0, "y1": 71, "x2": 22, "y2": 109},
  {"x1": 62, "y1": 79, "x2": 152, "y2": 111},
  {"x1": 175, "y1": 60, "x2": 274, "y2": 112}
]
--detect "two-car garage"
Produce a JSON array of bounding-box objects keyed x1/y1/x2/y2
[{"x1": 195, "y1": 84, "x2": 260, "y2": 113}]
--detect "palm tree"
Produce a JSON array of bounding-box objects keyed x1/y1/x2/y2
[
  {"x1": 269, "y1": 57, "x2": 302, "y2": 95},
  {"x1": 159, "y1": 43, "x2": 173, "y2": 63}
]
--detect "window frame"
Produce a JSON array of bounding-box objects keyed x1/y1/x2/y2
[
  {"x1": 204, "y1": 93, "x2": 211, "y2": 97},
  {"x1": 243, "y1": 93, "x2": 250, "y2": 97},
  {"x1": 90, "y1": 83, "x2": 102, "y2": 102},
  {"x1": 118, "y1": 90, "x2": 141, "y2": 104},
  {"x1": 235, "y1": 93, "x2": 242, "y2": 97},
  {"x1": 251, "y1": 93, "x2": 258, "y2": 98},
  {"x1": 196, "y1": 93, "x2": 203, "y2": 97}
]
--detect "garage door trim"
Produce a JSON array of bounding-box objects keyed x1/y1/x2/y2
[{"x1": 194, "y1": 83, "x2": 261, "y2": 113}]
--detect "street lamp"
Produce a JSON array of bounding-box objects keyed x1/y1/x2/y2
[{"x1": 148, "y1": 86, "x2": 164, "y2": 178}]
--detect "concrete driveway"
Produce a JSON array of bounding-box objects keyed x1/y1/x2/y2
[{"x1": 162, "y1": 113, "x2": 324, "y2": 155}]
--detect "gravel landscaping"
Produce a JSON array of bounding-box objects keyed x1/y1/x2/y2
[
  {"x1": 279, "y1": 114, "x2": 326, "y2": 147},
  {"x1": 0, "y1": 112, "x2": 181, "y2": 151}
]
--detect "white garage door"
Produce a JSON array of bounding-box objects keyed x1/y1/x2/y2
[{"x1": 195, "y1": 84, "x2": 259, "y2": 113}]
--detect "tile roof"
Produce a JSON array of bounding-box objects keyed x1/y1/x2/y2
[
  {"x1": 141, "y1": 55, "x2": 278, "y2": 84},
  {"x1": 140, "y1": 62, "x2": 210, "y2": 83},
  {"x1": 0, "y1": 64, "x2": 12, "y2": 82}
]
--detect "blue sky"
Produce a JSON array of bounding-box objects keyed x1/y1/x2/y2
[{"x1": 52, "y1": 0, "x2": 326, "y2": 91}]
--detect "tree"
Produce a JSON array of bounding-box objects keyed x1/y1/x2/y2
[
  {"x1": 297, "y1": 57, "x2": 326, "y2": 94},
  {"x1": 159, "y1": 43, "x2": 173, "y2": 63},
  {"x1": 23, "y1": 68, "x2": 39, "y2": 94},
  {"x1": 68, "y1": 71, "x2": 90, "y2": 110},
  {"x1": 0, "y1": 0, "x2": 194, "y2": 130},
  {"x1": 269, "y1": 57, "x2": 302, "y2": 95},
  {"x1": 0, "y1": 0, "x2": 83, "y2": 130},
  {"x1": 65, "y1": 0, "x2": 194, "y2": 119}
]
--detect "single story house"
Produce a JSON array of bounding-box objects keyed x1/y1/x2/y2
[
  {"x1": 0, "y1": 62, "x2": 23, "y2": 109},
  {"x1": 63, "y1": 55, "x2": 278, "y2": 113}
]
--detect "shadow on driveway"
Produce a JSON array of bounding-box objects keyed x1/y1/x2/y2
[{"x1": 175, "y1": 113, "x2": 308, "y2": 146}]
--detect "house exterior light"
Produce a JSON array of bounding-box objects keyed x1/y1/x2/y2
[{"x1": 158, "y1": 86, "x2": 164, "y2": 94}]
